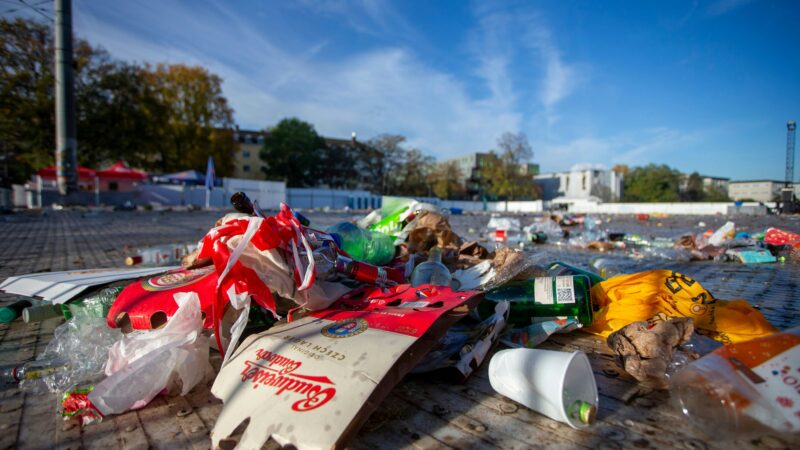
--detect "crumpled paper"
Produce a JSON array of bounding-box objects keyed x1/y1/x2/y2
[{"x1": 606, "y1": 316, "x2": 694, "y2": 389}]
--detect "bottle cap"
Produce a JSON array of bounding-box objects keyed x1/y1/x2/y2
[
  {"x1": 0, "y1": 307, "x2": 18, "y2": 323},
  {"x1": 125, "y1": 255, "x2": 143, "y2": 266},
  {"x1": 572, "y1": 401, "x2": 596, "y2": 424}
]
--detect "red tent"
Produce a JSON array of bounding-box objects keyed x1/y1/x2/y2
[
  {"x1": 37, "y1": 166, "x2": 98, "y2": 180},
  {"x1": 97, "y1": 162, "x2": 148, "y2": 181}
]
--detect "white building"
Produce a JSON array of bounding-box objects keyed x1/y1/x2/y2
[
  {"x1": 534, "y1": 164, "x2": 624, "y2": 202},
  {"x1": 728, "y1": 180, "x2": 799, "y2": 202}
]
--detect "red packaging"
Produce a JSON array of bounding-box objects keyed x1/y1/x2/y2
[{"x1": 107, "y1": 266, "x2": 217, "y2": 331}]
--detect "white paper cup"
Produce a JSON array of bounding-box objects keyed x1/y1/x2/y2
[{"x1": 488, "y1": 348, "x2": 598, "y2": 428}]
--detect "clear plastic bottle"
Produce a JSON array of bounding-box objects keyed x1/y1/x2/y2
[
  {"x1": 326, "y1": 222, "x2": 395, "y2": 266},
  {"x1": 124, "y1": 243, "x2": 195, "y2": 266},
  {"x1": 410, "y1": 247, "x2": 452, "y2": 287},
  {"x1": 670, "y1": 326, "x2": 800, "y2": 435}
]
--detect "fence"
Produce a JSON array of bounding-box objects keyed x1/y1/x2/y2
[{"x1": 287, "y1": 188, "x2": 380, "y2": 210}]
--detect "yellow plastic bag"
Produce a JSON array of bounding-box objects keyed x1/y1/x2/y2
[{"x1": 585, "y1": 270, "x2": 777, "y2": 344}]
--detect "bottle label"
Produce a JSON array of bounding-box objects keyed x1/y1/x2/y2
[{"x1": 533, "y1": 276, "x2": 575, "y2": 305}]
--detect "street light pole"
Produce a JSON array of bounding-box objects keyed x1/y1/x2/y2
[{"x1": 54, "y1": 0, "x2": 78, "y2": 197}]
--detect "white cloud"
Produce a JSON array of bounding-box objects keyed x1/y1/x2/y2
[
  {"x1": 71, "y1": 0, "x2": 534, "y2": 158},
  {"x1": 523, "y1": 27, "x2": 580, "y2": 110}
]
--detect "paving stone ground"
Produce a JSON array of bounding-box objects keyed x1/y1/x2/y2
[{"x1": 0, "y1": 209, "x2": 799, "y2": 450}]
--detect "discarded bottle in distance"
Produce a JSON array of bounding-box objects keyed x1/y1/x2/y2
[
  {"x1": 124, "y1": 243, "x2": 196, "y2": 266},
  {"x1": 590, "y1": 258, "x2": 622, "y2": 279},
  {"x1": 410, "y1": 247, "x2": 452, "y2": 287},
  {"x1": 326, "y1": 222, "x2": 395, "y2": 266}
]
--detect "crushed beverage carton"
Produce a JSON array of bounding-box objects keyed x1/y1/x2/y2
[
  {"x1": 107, "y1": 266, "x2": 217, "y2": 331},
  {"x1": 211, "y1": 283, "x2": 482, "y2": 450}
]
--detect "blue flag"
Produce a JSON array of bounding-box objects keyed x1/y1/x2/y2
[{"x1": 205, "y1": 156, "x2": 215, "y2": 191}]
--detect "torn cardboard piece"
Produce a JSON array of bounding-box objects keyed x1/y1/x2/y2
[
  {"x1": 210, "y1": 284, "x2": 481, "y2": 450},
  {"x1": 0, "y1": 266, "x2": 179, "y2": 304}
]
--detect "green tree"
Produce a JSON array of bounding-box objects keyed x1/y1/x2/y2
[
  {"x1": 482, "y1": 132, "x2": 539, "y2": 200},
  {"x1": 0, "y1": 18, "x2": 237, "y2": 184},
  {"x1": 397, "y1": 148, "x2": 435, "y2": 196},
  {"x1": 146, "y1": 64, "x2": 235, "y2": 176},
  {"x1": 428, "y1": 161, "x2": 465, "y2": 199},
  {"x1": 703, "y1": 186, "x2": 730, "y2": 202},
  {"x1": 623, "y1": 164, "x2": 682, "y2": 202},
  {"x1": 0, "y1": 18, "x2": 56, "y2": 185},
  {"x1": 77, "y1": 61, "x2": 169, "y2": 170},
  {"x1": 683, "y1": 172, "x2": 704, "y2": 202},
  {"x1": 365, "y1": 134, "x2": 407, "y2": 194},
  {"x1": 260, "y1": 118, "x2": 326, "y2": 187},
  {"x1": 318, "y1": 140, "x2": 360, "y2": 189}
]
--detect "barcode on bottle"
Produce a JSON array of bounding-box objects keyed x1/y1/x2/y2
[
  {"x1": 554, "y1": 276, "x2": 576, "y2": 304},
  {"x1": 556, "y1": 288, "x2": 574, "y2": 304}
]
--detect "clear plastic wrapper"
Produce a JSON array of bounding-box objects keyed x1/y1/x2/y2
[
  {"x1": 89, "y1": 292, "x2": 210, "y2": 416},
  {"x1": 19, "y1": 315, "x2": 122, "y2": 394}
]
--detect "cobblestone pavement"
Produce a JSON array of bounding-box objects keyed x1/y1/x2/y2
[{"x1": 0, "y1": 209, "x2": 798, "y2": 450}]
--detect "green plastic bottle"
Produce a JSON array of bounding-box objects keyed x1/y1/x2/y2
[
  {"x1": 326, "y1": 222, "x2": 396, "y2": 266},
  {"x1": 368, "y1": 206, "x2": 410, "y2": 237},
  {"x1": 481, "y1": 275, "x2": 593, "y2": 326}
]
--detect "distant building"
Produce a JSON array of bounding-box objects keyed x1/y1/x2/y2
[
  {"x1": 679, "y1": 174, "x2": 729, "y2": 196},
  {"x1": 231, "y1": 128, "x2": 378, "y2": 189},
  {"x1": 437, "y1": 153, "x2": 539, "y2": 199},
  {"x1": 232, "y1": 128, "x2": 266, "y2": 180},
  {"x1": 728, "y1": 180, "x2": 799, "y2": 202},
  {"x1": 534, "y1": 165, "x2": 624, "y2": 202},
  {"x1": 437, "y1": 153, "x2": 492, "y2": 190}
]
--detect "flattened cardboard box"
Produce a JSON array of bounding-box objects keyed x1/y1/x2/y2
[{"x1": 211, "y1": 284, "x2": 481, "y2": 450}]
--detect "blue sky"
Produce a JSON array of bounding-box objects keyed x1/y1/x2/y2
[{"x1": 6, "y1": 0, "x2": 799, "y2": 180}]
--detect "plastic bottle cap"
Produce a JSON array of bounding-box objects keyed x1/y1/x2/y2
[
  {"x1": 573, "y1": 401, "x2": 597, "y2": 424},
  {"x1": 0, "y1": 307, "x2": 18, "y2": 323}
]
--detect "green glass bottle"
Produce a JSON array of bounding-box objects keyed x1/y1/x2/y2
[{"x1": 481, "y1": 275, "x2": 593, "y2": 326}]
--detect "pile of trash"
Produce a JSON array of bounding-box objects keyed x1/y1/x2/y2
[
  {"x1": 486, "y1": 213, "x2": 800, "y2": 265},
  {"x1": 0, "y1": 194, "x2": 797, "y2": 447}
]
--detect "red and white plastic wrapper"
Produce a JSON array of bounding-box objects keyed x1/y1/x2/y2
[
  {"x1": 197, "y1": 204, "x2": 358, "y2": 359},
  {"x1": 210, "y1": 284, "x2": 482, "y2": 450}
]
